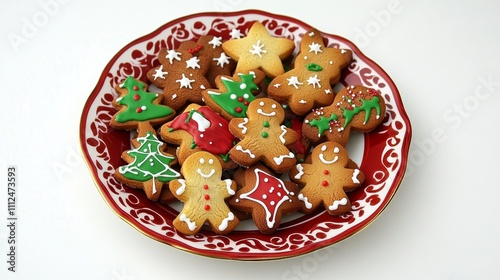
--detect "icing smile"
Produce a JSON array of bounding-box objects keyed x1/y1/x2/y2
[
  {"x1": 197, "y1": 168, "x2": 215, "y2": 178},
  {"x1": 318, "y1": 145, "x2": 340, "y2": 165},
  {"x1": 257, "y1": 108, "x2": 276, "y2": 116}
]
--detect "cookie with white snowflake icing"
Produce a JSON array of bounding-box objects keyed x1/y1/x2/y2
[
  {"x1": 289, "y1": 141, "x2": 364, "y2": 216},
  {"x1": 179, "y1": 35, "x2": 236, "y2": 88},
  {"x1": 302, "y1": 85, "x2": 386, "y2": 146},
  {"x1": 222, "y1": 21, "x2": 295, "y2": 78},
  {"x1": 160, "y1": 104, "x2": 238, "y2": 170},
  {"x1": 147, "y1": 48, "x2": 211, "y2": 110},
  {"x1": 229, "y1": 164, "x2": 300, "y2": 234},
  {"x1": 228, "y1": 98, "x2": 298, "y2": 173},
  {"x1": 268, "y1": 28, "x2": 352, "y2": 115},
  {"x1": 169, "y1": 151, "x2": 239, "y2": 235}
]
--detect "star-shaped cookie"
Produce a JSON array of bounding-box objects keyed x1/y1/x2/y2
[{"x1": 222, "y1": 21, "x2": 295, "y2": 78}]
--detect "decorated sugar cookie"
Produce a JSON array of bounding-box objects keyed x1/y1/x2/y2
[
  {"x1": 110, "y1": 76, "x2": 175, "y2": 130},
  {"x1": 228, "y1": 98, "x2": 298, "y2": 173},
  {"x1": 229, "y1": 164, "x2": 300, "y2": 234},
  {"x1": 114, "y1": 124, "x2": 181, "y2": 201},
  {"x1": 179, "y1": 35, "x2": 236, "y2": 87},
  {"x1": 146, "y1": 48, "x2": 211, "y2": 110},
  {"x1": 302, "y1": 85, "x2": 386, "y2": 145},
  {"x1": 222, "y1": 21, "x2": 295, "y2": 78},
  {"x1": 169, "y1": 151, "x2": 239, "y2": 235},
  {"x1": 160, "y1": 104, "x2": 238, "y2": 170},
  {"x1": 289, "y1": 141, "x2": 364, "y2": 216},
  {"x1": 268, "y1": 29, "x2": 352, "y2": 115},
  {"x1": 202, "y1": 69, "x2": 266, "y2": 120}
]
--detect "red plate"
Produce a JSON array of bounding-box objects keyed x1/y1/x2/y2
[{"x1": 79, "y1": 10, "x2": 411, "y2": 260}]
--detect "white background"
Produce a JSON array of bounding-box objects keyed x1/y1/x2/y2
[{"x1": 1, "y1": 0, "x2": 500, "y2": 279}]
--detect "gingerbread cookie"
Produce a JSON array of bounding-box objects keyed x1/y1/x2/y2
[
  {"x1": 302, "y1": 85, "x2": 386, "y2": 145},
  {"x1": 285, "y1": 117, "x2": 311, "y2": 163},
  {"x1": 179, "y1": 35, "x2": 236, "y2": 88},
  {"x1": 268, "y1": 29, "x2": 352, "y2": 116},
  {"x1": 229, "y1": 164, "x2": 300, "y2": 234},
  {"x1": 222, "y1": 21, "x2": 295, "y2": 78},
  {"x1": 202, "y1": 69, "x2": 266, "y2": 120},
  {"x1": 169, "y1": 151, "x2": 239, "y2": 235},
  {"x1": 160, "y1": 104, "x2": 238, "y2": 170},
  {"x1": 147, "y1": 48, "x2": 211, "y2": 110},
  {"x1": 114, "y1": 125, "x2": 181, "y2": 201},
  {"x1": 110, "y1": 76, "x2": 175, "y2": 130},
  {"x1": 289, "y1": 141, "x2": 364, "y2": 215},
  {"x1": 228, "y1": 98, "x2": 298, "y2": 173}
]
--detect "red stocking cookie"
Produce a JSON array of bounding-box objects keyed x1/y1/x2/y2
[
  {"x1": 169, "y1": 151, "x2": 239, "y2": 235},
  {"x1": 289, "y1": 141, "x2": 364, "y2": 215},
  {"x1": 302, "y1": 85, "x2": 386, "y2": 145},
  {"x1": 147, "y1": 48, "x2": 211, "y2": 110},
  {"x1": 228, "y1": 98, "x2": 298, "y2": 173},
  {"x1": 268, "y1": 29, "x2": 352, "y2": 115}
]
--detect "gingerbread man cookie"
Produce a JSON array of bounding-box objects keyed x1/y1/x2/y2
[
  {"x1": 147, "y1": 48, "x2": 211, "y2": 110},
  {"x1": 110, "y1": 76, "x2": 175, "y2": 131},
  {"x1": 228, "y1": 98, "x2": 298, "y2": 173},
  {"x1": 179, "y1": 35, "x2": 236, "y2": 88},
  {"x1": 169, "y1": 151, "x2": 239, "y2": 235},
  {"x1": 222, "y1": 21, "x2": 295, "y2": 78},
  {"x1": 268, "y1": 29, "x2": 352, "y2": 116},
  {"x1": 160, "y1": 104, "x2": 238, "y2": 170},
  {"x1": 114, "y1": 124, "x2": 181, "y2": 201},
  {"x1": 289, "y1": 141, "x2": 365, "y2": 215},
  {"x1": 202, "y1": 69, "x2": 266, "y2": 120},
  {"x1": 302, "y1": 85, "x2": 386, "y2": 146},
  {"x1": 229, "y1": 164, "x2": 300, "y2": 234}
]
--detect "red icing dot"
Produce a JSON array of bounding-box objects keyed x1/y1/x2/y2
[
  {"x1": 238, "y1": 97, "x2": 244, "y2": 102},
  {"x1": 204, "y1": 205, "x2": 210, "y2": 211},
  {"x1": 244, "y1": 101, "x2": 249, "y2": 106},
  {"x1": 203, "y1": 184, "x2": 209, "y2": 190},
  {"x1": 322, "y1": 181, "x2": 329, "y2": 187},
  {"x1": 133, "y1": 86, "x2": 139, "y2": 91},
  {"x1": 133, "y1": 94, "x2": 140, "y2": 101},
  {"x1": 323, "y1": 170, "x2": 329, "y2": 175},
  {"x1": 204, "y1": 194, "x2": 210, "y2": 200},
  {"x1": 235, "y1": 107, "x2": 242, "y2": 113},
  {"x1": 136, "y1": 107, "x2": 142, "y2": 113}
]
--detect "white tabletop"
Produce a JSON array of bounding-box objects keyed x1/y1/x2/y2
[{"x1": 2, "y1": 0, "x2": 500, "y2": 279}]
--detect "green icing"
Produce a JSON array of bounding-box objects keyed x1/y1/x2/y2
[
  {"x1": 306, "y1": 63, "x2": 323, "y2": 72},
  {"x1": 115, "y1": 76, "x2": 173, "y2": 123},
  {"x1": 308, "y1": 114, "x2": 338, "y2": 136},
  {"x1": 341, "y1": 96, "x2": 381, "y2": 128},
  {"x1": 209, "y1": 73, "x2": 259, "y2": 118},
  {"x1": 118, "y1": 132, "x2": 180, "y2": 184}
]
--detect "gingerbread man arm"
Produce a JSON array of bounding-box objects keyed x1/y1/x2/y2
[
  {"x1": 228, "y1": 117, "x2": 250, "y2": 139},
  {"x1": 280, "y1": 126, "x2": 298, "y2": 146},
  {"x1": 169, "y1": 179, "x2": 188, "y2": 200}
]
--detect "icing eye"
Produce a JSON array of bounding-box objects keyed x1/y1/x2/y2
[
  {"x1": 200, "y1": 158, "x2": 205, "y2": 164},
  {"x1": 271, "y1": 104, "x2": 277, "y2": 109},
  {"x1": 230, "y1": 94, "x2": 237, "y2": 99},
  {"x1": 259, "y1": 101, "x2": 265, "y2": 106},
  {"x1": 334, "y1": 147, "x2": 340, "y2": 153},
  {"x1": 209, "y1": 158, "x2": 214, "y2": 164},
  {"x1": 321, "y1": 145, "x2": 327, "y2": 152}
]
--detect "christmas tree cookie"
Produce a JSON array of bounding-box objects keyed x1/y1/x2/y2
[
  {"x1": 268, "y1": 28, "x2": 352, "y2": 115},
  {"x1": 202, "y1": 69, "x2": 266, "y2": 120},
  {"x1": 110, "y1": 76, "x2": 175, "y2": 130},
  {"x1": 114, "y1": 124, "x2": 181, "y2": 201},
  {"x1": 302, "y1": 85, "x2": 386, "y2": 146},
  {"x1": 160, "y1": 104, "x2": 238, "y2": 170}
]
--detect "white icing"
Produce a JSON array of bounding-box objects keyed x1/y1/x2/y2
[
  {"x1": 176, "y1": 74, "x2": 195, "y2": 89},
  {"x1": 224, "y1": 179, "x2": 235, "y2": 195},
  {"x1": 165, "y1": 50, "x2": 182, "y2": 64},
  {"x1": 273, "y1": 83, "x2": 281, "y2": 88},
  {"x1": 308, "y1": 31, "x2": 315, "y2": 36},
  {"x1": 287, "y1": 76, "x2": 303, "y2": 89},
  {"x1": 341, "y1": 49, "x2": 347, "y2": 54},
  {"x1": 197, "y1": 168, "x2": 215, "y2": 179},
  {"x1": 153, "y1": 65, "x2": 168, "y2": 80},
  {"x1": 213, "y1": 52, "x2": 231, "y2": 68},
  {"x1": 294, "y1": 164, "x2": 304, "y2": 179},
  {"x1": 273, "y1": 152, "x2": 294, "y2": 165},
  {"x1": 352, "y1": 169, "x2": 361, "y2": 184},
  {"x1": 249, "y1": 40, "x2": 267, "y2": 57},
  {"x1": 279, "y1": 125, "x2": 288, "y2": 144},
  {"x1": 238, "y1": 118, "x2": 249, "y2": 134},
  {"x1": 328, "y1": 198, "x2": 348, "y2": 211},
  {"x1": 229, "y1": 28, "x2": 243, "y2": 39},
  {"x1": 298, "y1": 193, "x2": 312, "y2": 209},
  {"x1": 308, "y1": 42, "x2": 323, "y2": 54},
  {"x1": 176, "y1": 179, "x2": 186, "y2": 195},
  {"x1": 257, "y1": 109, "x2": 276, "y2": 117},
  {"x1": 319, "y1": 145, "x2": 339, "y2": 164},
  {"x1": 299, "y1": 100, "x2": 306, "y2": 104},
  {"x1": 325, "y1": 89, "x2": 332, "y2": 94},
  {"x1": 307, "y1": 75, "x2": 321, "y2": 88},
  {"x1": 190, "y1": 111, "x2": 210, "y2": 132},
  {"x1": 218, "y1": 212, "x2": 235, "y2": 231},
  {"x1": 236, "y1": 145, "x2": 255, "y2": 158},
  {"x1": 179, "y1": 214, "x2": 197, "y2": 231},
  {"x1": 208, "y1": 36, "x2": 222, "y2": 48},
  {"x1": 185, "y1": 57, "x2": 201, "y2": 69},
  {"x1": 171, "y1": 94, "x2": 177, "y2": 100}
]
